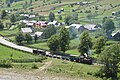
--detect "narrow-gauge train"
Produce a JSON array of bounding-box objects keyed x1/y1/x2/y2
[{"x1": 33, "y1": 49, "x2": 93, "y2": 64}]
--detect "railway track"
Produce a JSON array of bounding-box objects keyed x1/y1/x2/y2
[{"x1": 0, "y1": 35, "x2": 94, "y2": 65}]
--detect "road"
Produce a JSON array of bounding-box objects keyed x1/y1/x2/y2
[{"x1": 0, "y1": 37, "x2": 33, "y2": 53}]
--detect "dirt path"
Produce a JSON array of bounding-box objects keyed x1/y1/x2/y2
[
  {"x1": 39, "y1": 61, "x2": 52, "y2": 71},
  {"x1": 0, "y1": 68, "x2": 84, "y2": 80}
]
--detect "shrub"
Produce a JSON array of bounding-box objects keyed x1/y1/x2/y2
[
  {"x1": 31, "y1": 63, "x2": 38, "y2": 69},
  {"x1": 0, "y1": 59, "x2": 12, "y2": 68}
]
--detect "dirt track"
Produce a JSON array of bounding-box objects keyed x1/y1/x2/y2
[{"x1": 0, "y1": 61, "x2": 84, "y2": 80}]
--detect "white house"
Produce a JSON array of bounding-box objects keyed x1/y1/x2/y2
[
  {"x1": 20, "y1": 14, "x2": 36, "y2": 18},
  {"x1": 31, "y1": 32, "x2": 43, "y2": 39},
  {"x1": 65, "y1": 26, "x2": 71, "y2": 29},
  {"x1": 20, "y1": 20, "x2": 28, "y2": 24},
  {"x1": 26, "y1": 22, "x2": 35, "y2": 27},
  {"x1": 112, "y1": 30, "x2": 120, "y2": 40},
  {"x1": 48, "y1": 20, "x2": 60, "y2": 26},
  {"x1": 21, "y1": 28, "x2": 32, "y2": 33},
  {"x1": 34, "y1": 32, "x2": 43, "y2": 37},
  {"x1": 70, "y1": 24, "x2": 84, "y2": 31}
]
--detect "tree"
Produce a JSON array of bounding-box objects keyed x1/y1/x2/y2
[
  {"x1": 42, "y1": 24, "x2": 56, "y2": 39},
  {"x1": 10, "y1": 14, "x2": 16, "y2": 23},
  {"x1": 58, "y1": 0, "x2": 62, "y2": 3},
  {"x1": 59, "y1": 27, "x2": 70, "y2": 53},
  {"x1": 47, "y1": 35, "x2": 60, "y2": 51},
  {"x1": 18, "y1": 22, "x2": 26, "y2": 31},
  {"x1": 99, "y1": 44, "x2": 120, "y2": 79},
  {"x1": 0, "y1": 21, "x2": 4, "y2": 30},
  {"x1": 94, "y1": 36, "x2": 106, "y2": 54},
  {"x1": 30, "y1": 0, "x2": 32, "y2": 4},
  {"x1": 7, "y1": 3, "x2": 11, "y2": 7},
  {"x1": 34, "y1": 34, "x2": 38, "y2": 43},
  {"x1": 15, "y1": 33, "x2": 24, "y2": 44},
  {"x1": 25, "y1": 33, "x2": 32, "y2": 43},
  {"x1": 1, "y1": 10, "x2": 7, "y2": 19},
  {"x1": 103, "y1": 18, "x2": 115, "y2": 38},
  {"x1": 49, "y1": 12, "x2": 55, "y2": 22},
  {"x1": 72, "y1": 13, "x2": 78, "y2": 21},
  {"x1": 64, "y1": 14, "x2": 79, "y2": 26},
  {"x1": 78, "y1": 31, "x2": 92, "y2": 55},
  {"x1": 102, "y1": 17, "x2": 107, "y2": 23},
  {"x1": 64, "y1": 15, "x2": 72, "y2": 26},
  {"x1": 58, "y1": 15, "x2": 62, "y2": 20}
]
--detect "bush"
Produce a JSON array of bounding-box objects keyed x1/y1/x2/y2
[
  {"x1": 0, "y1": 59, "x2": 12, "y2": 68},
  {"x1": 12, "y1": 57, "x2": 46, "y2": 63},
  {"x1": 87, "y1": 72, "x2": 93, "y2": 75},
  {"x1": 31, "y1": 63, "x2": 38, "y2": 69}
]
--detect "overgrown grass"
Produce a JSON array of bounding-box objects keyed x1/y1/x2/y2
[
  {"x1": 47, "y1": 58, "x2": 102, "y2": 80},
  {"x1": 0, "y1": 28, "x2": 19, "y2": 36},
  {"x1": 13, "y1": 62, "x2": 43, "y2": 69}
]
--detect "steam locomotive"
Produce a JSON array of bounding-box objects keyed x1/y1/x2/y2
[{"x1": 33, "y1": 49, "x2": 93, "y2": 64}]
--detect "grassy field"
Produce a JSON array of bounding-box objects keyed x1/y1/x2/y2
[
  {"x1": 28, "y1": 38, "x2": 80, "y2": 55},
  {"x1": 0, "y1": 44, "x2": 46, "y2": 69},
  {"x1": 0, "y1": 28, "x2": 18, "y2": 36},
  {"x1": 47, "y1": 58, "x2": 102, "y2": 80},
  {"x1": 0, "y1": 44, "x2": 39, "y2": 59},
  {"x1": 28, "y1": 42, "x2": 49, "y2": 50}
]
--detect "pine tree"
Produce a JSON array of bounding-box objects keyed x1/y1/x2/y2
[
  {"x1": 49, "y1": 12, "x2": 55, "y2": 22},
  {"x1": 10, "y1": 14, "x2": 16, "y2": 23}
]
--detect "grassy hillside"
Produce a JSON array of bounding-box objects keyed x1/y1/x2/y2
[
  {"x1": 47, "y1": 58, "x2": 102, "y2": 80},
  {"x1": 0, "y1": 44, "x2": 39, "y2": 59}
]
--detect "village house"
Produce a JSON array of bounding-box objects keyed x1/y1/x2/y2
[
  {"x1": 20, "y1": 20, "x2": 37, "y2": 28},
  {"x1": 66, "y1": 24, "x2": 100, "y2": 32},
  {"x1": 21, "y1": 28, "x2": 32, "y2": 33},
  {"x1": 70, "y1": 24, "x2": 84, "y2": 31},
  {"x1": 112, "y1": 30, "x2": 120, "y2": 40},
  {"x1": 20, "y1": 14, "x2": 36, "y2": 18},
  {"x1": 48, "y1": 20, "x2": 60, "y2": 27},
  {"x1": 20, "y1": 20, "x2": 28, "y2": 24},
  {"x1": 36, "y1": 21, "x2": 48, "y2": 28},
  {"x1": 31, "y1": 31, "x2": 43, "y2": 39},
  {"x1": 84, "y1": 24, "x2": 100, "y2": 31}
]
